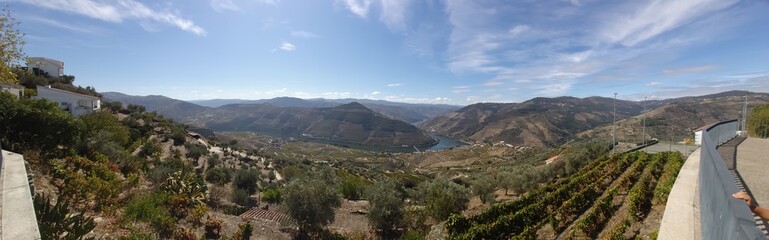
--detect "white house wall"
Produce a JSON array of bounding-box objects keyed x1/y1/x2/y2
[{"x1": 34, "y1": 86, "x2": 100, "y2": 116}]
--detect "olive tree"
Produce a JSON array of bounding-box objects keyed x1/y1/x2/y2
[
  {"x1": 414, "y1": 177, "x2": 470, "y2": 221},
  {"x1": 471, "y1": 175, "x2": 497, "y2": 204},
  {"x1": 367, "y1": 179, "x2": 405, "y2": 237},
  {"x1": 282, "y1": 169, "x2": 341, "y2": 236}
]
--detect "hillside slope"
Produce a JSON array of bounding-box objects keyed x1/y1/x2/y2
[
  {"x1": 419, "y1": 97, "x2": 645, "y2": 147},
  {"x1": 103, "y1": 92, "x2": 209, "y2": 120},
  {"x1": 190, "y1": 102, "x2": 437, "y2": 148},
  {"x1": 579, "y1": 91, "x2": 769, "y2": 142}
]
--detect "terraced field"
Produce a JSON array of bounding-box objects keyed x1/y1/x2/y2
[{"x1": 445, "y1": 151, "x2": 684, "y2": 239}]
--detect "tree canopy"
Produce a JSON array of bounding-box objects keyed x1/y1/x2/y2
[
  {"x1": 282, "y1": 169, "x2": 341, "y2": 235},
  {"x1": 0, "y1": 7, "x2": 25, "y2": 84},
  {"x1": 748, "y1": 103, "x2": 769, "y2": 138}
]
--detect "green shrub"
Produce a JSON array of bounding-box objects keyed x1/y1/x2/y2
[
  {"x1": 206, "y1": 167, "x2": 232, "y2": 185},
  {"x1": 231, "y1": 188, "x2": 250, "y2": 206},
  {"x1": 261, "y1": 188, "x2": 282, "y2": 204},
  {"x1": 233, "y1": 169, "x2": 260, "y2": 193},
  {"x1": 123, "y1": 192, "x2": 173, "y2": 232}
]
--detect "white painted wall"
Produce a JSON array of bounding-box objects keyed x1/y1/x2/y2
[
  {"x1": 34, "y1": 86, "x2": 100, "y2": 116},
  {"x1": 27, "y1": 57, "x2": 64, "y2": 77}
]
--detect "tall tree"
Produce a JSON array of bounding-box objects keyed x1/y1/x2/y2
[{"x1": 0, "y1": 6, "x2": 25, "y2": 84}]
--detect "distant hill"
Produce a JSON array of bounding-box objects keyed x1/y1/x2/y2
[
  {"x1": 578, "y1": 91, "x2": 768, "y2": 143},
  {"x1": 189, "y1": 102, "x2": 437, "y2": 148},
  {"x1": 419, "y1": 96, "x2": 646, "y2": 147},
  {"x1": 191, "y1": 97, "x2": 460, "y2": 123},
  {"x1": 421, "y1": 91, "x2": 767, "y2": 148},
  {"x1": 103, "y1": 92, "x2": 209, "y2": 120}
]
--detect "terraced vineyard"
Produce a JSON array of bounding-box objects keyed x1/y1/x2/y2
[{"x1": 445, "y1": 151, "x2": 684, "y2": 239}]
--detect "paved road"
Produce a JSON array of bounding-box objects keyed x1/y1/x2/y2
[
  {"x1": 736, "y1": 138, "x2": 769, "y2": 207},
  {"x1": 639, "y1": 141, "x2": 696, "y2": 157}
]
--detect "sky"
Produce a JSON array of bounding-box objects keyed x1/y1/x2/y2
[{"x1": 10, "y1": 0, "x2": 769, "y2": 105}]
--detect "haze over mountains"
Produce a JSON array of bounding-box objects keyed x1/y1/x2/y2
[{"x1": 103, "y1": 90, "x2": 768, "y2": 149}]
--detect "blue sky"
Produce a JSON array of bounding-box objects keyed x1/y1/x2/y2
[{"x1": 11, "y1": 0, "x2": 769, "y2": 105}]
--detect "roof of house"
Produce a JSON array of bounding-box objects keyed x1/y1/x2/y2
[
  {"x1": 27, "y1": 57, "x2": 64, "y2": 67},
  {"x1": 36, "y1": 85, "x2": 100, "y2": 100}
]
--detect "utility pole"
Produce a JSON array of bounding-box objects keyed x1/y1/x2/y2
[
  {"x1": 642, "y1": 96, "x2": 646, "y2": 146},
  {"x1": 612, "y1": 92, "x2": 617, "y2": 155},
  {"x1": 742, "y1": 91, "x2": 748, "y2": 136}
]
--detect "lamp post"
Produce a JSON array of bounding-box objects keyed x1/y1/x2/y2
[
  {"x1": 612, "y1": 92, "x2": 617, "y2": 155},
  {"x1": 642, "y1": 97, "x2": 647, "y2": 147}
]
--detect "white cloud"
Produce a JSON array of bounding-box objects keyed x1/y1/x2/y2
[
  {"x1": 601, "y1": 0, "x2": 740, "y2": 46},
  {"x1": 647, "y1": 81, "x2": 662, "y2": 87},
  {"x1": 25, "y1": 16, "x2": 101, "y2": 34},
  {"x1": 341, "y1": 0, "x2": 373, "y2": 18},
  {"x1": 257, "y1": 0, "x2": 280, "y2": 5},
  {"x1": 19, "y1": 0, "x2": 206, "y2": 36},
  {"x1": 291, "y1": 31, "x2": 319, "y2": 38},
  {"x1": 279, "y1": 42, "x2": 296, "y2": 51},
  {"x1": 386, "y1": 83, "x2": 403, "y2": 87},
  {"x1": 266, "y1": 88, "x2": 288, "y2": 95},
  {"x1": 662, "y1": 64, "x2": 718, "y2": 76},
  {"x1": 379, "y1": 0, "x2": 409, "y2": 31},
  {"x1": 370, "y1": 91, "x2": 381, "y2": 95},
  {"x1": 211, "y1": 0, "x2": 240, "y2": 12},
  {"x1": 508, "y1": 25, "x2": 529, "y2": 38},
  {"x1": 322, "y1": 92, "x2": 352, "y2": 98}
]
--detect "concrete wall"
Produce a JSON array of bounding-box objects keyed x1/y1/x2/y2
[{"x1": 1, "y1": 148, "x2": 42, "y2": 239}]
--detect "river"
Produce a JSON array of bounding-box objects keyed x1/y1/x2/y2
[{"x1": 422, "y1": 133, "x2": 463, "y2": 151}]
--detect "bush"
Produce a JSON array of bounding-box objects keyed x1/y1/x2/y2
[
  {"x1": 231, "y1": 188, "x2": 250, "y2": 207},
  {"x1": 0, "y1": 92, "x2": 83, "y2": 157},
  {"x1": 81, "y1": 111, "x2": 131, "y2": 147},
  {"x1": 471, "y1": 175, "x2": 497, "y2": 204},
  {"x1": 123, "y1": 192, "x2": 173, "y2": 234},
  {"x1": 340, "y1": 177, "x2": 364, "y2": 200},
  {"x1": 206, "y1": 167, "x2": 232, "y2": 185},
  {"x1": 414, "y1": 177, "x2": 470, "y2": 221},
  {"x1": 367, "y1": 179, "x2": 405, "y2": 237},
  {"x1": 233, "y1": 169, "x2": 260, "y2": 193},
  {"x1": 748, "y1": 104, "x2": 769, "y2": 138},
  {"x1": 185, "y1": 143, "x2": 208, "y2": 160},
  {"x1": 282, "y1": 170, "x2": 341, "y2": 234},
  {"x1": 262, "y1": 188, "x2": 282, "y2": 204},
  {"x1": 139, "y1": 139, "x2": 161, "y2": 158}
]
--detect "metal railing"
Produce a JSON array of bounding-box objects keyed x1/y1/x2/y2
[{"x1": 699, "y1": 120, "x2": 765, "y2": 239}]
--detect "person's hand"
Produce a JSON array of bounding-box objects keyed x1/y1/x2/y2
[{"x1": 733, "y1": 191, "x2": 756, "y2": 210}]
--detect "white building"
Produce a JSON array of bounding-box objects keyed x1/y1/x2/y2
[
  {"x1": 34, "y1": 85, "x2": 100, "y2": 116},
  {"x1": 27, "y1": 57, "x2": 64, "y2": 77},
  {"x1": 0, "y1": 83, "x2": 23, "y2": 98}
]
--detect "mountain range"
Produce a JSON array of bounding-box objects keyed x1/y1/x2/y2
[{"x1": 103, "y1": 90, "x2": 768, "y2": 149}]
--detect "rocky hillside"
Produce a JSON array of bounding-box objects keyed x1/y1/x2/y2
[
  {"x1": 103, "y1": 92, "x2": 209, "y2": 120},
  {"x1": 579, "y1": 91, "x2": 769, "y2": 142},
  {"x1": 190, "y1": 102, "x2": 437, "y2": 148},
  {"x1": 419, "y1": 96, "x2": 645, "y2": 147}
]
